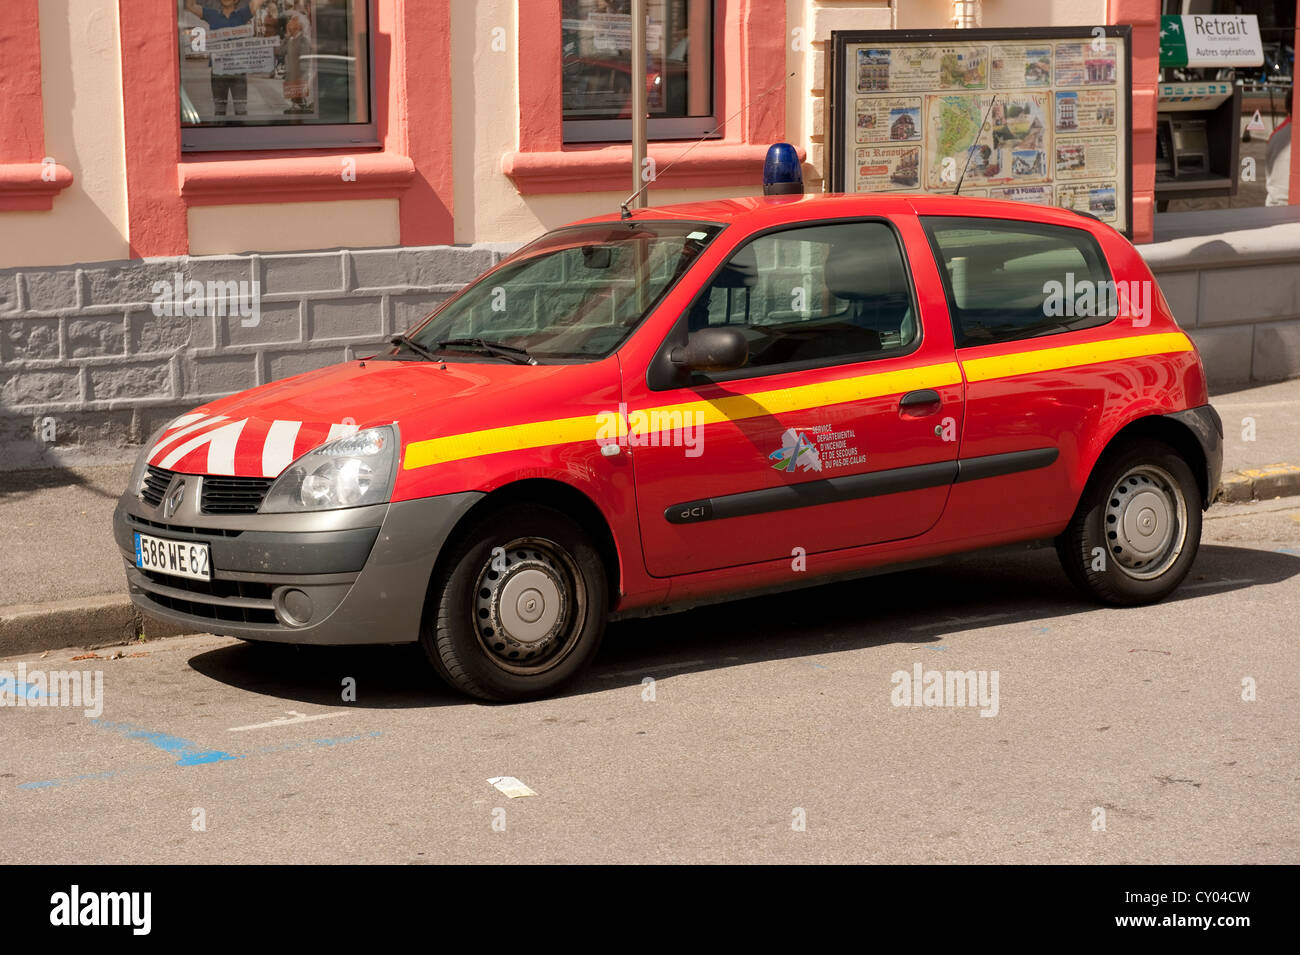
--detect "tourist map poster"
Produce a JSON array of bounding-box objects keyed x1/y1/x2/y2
[{"x1": 829, "y1": 28, "x2": 1132, "y2": 235}]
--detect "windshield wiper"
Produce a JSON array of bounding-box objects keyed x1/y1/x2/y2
[
  {"x1": 390, "y1": 334, "x2": 440, "y2": 362},
  {"x1": 435, "y1": 337, "x2": 538, "y2": 365}
]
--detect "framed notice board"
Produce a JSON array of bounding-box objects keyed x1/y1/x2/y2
[{"x1": 827, "y1": 27, "x2": 1133, "y2": 236}]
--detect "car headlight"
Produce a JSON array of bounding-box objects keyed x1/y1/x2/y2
[{"x1": 260, "y1": 425, "x2": 397, "y2": 513}]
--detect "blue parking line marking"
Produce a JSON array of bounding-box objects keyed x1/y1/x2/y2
[
  {"x1": 92, "y1": 719, "x2": 241, "y2": 766},
  {"x1": 0, "y1": 677, "x2": 49, "y2": 700},
  {"x1": 18, "y1": 730, "x2": 383, "y2": 790}
]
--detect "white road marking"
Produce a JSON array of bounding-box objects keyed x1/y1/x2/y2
[
  {"x1": 908, "y1": 612, "x2": 1009, "y2": 632},
  {"x1": 228, "y1": 710, "x2": 349, "y2": 732},
  {"x1": 596, "y1": 659, "x2": 707, "y2": 679},
  {"x1": 488, "y1": 776, "x2": 537, "y2": 798}
]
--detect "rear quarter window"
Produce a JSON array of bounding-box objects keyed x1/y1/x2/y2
[{"x1": 921, "y1": 216, "x2": 1116, "y2": 347}]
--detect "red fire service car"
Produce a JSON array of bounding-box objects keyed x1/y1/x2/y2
[{"x1": 115, "y1": 193, "x2": 1222, "y2": 701}]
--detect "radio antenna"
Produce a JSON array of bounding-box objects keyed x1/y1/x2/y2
[
  {"x1": 954, "y1": 94, "x2": 998, "y2": 197},
  {"x1": 620, "y1": 71, "x2": 797, "y2": 219}
]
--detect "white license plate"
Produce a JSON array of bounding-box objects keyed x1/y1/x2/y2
[{"x1": 135, "y1": 532, "x2": 211, "y2": 582}]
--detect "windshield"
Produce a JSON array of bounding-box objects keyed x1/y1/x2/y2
[{"x1": 402, "y1": 221, "x2": 723, "y2": 362}]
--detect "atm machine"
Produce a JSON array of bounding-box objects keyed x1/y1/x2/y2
[{"x1": 1154, "y1": 81, "x2": 1242, "y2": 208}]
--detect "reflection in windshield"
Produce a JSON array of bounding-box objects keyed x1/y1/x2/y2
[{"x1": 407, "y1": 221, "x2": 721, "y2": 361}]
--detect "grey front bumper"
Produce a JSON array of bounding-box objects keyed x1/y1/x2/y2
[{"x1": 114, "y1": 486, "x2": 483, "y2": 645}]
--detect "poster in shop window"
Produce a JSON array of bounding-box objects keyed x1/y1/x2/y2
[
  {"x1": 179, "y1": 0, "x2": 321, "y2": 123},
  {"x1": 829, "y1": 27, "x2": 1131, "y2": 237}
]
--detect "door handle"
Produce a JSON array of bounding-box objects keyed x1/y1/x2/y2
[{"x1": 899, "y1": 389, "x2": 942, "y2": 417}]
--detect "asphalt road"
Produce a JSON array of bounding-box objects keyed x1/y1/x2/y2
[{"x1": 2, "y1": 496, "x2": 1297, "y2": 864}]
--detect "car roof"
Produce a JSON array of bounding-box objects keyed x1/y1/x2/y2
[{"x1": 576, "y1": 192, "x2": 1108, "y2": 235}]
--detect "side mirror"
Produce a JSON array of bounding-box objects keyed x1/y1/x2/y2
[{"x1": 670, "y1": 326, "x2": 748, "y2": 373}]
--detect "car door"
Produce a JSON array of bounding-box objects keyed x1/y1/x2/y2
[
  {"x1": 624, "y1": 215, "x2": 964, "y2": 579},
  {"x1": 918, "y1": 214, "x2": 1130, "y2": 537}
]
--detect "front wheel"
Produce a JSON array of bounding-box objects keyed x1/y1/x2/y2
[
  {"x1": 420, "y1": 504, "x2": 608, "y2": 701},
  {"x1": 1055, "y1": 438, "x2": 1203, "y2": 605}
]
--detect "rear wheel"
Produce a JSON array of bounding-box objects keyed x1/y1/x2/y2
[
  {"x1": 1055, "y1": 438, "x2": 1202, "y2": 605},
  {"x1": 420, "y1": 504, "x2": 608, "y2": 701}
]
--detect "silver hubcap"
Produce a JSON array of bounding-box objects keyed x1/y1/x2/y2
[
  {"x1": 499, "y1": 568, "x2": 562, "y2": 643},
  {"x1": 473, "y1": 538, "x2": 584, "y2": 675},
  {"x1": 1104, "y1": 464, "x2": 1187, "y2": 580}
]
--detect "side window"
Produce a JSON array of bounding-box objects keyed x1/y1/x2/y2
[
  {"x1": 688, "y1": 221, "x2": 917, "y2": 372},
  {"x1": 921, "y1": 217, "x2": 1115, "y2": 347}
]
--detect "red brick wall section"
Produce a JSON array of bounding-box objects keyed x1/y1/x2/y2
[
  {"x1": 504, "y1": 0, "x2": 796, "y2": 195},
  {"x1": 118, "y1": 0, "x2": 188, "y2": 257},
  {"x1": 118, "y1": 0, "x2": 453, "y2": 258},
  {"x1": 1109, "y1": 0, "x2": 1159, "y2": 243},
  {"x1": 385, "y1": 0, "x2": 455, "y2": 246},
  {"x1": 0, "y1": 0, "x2": 74, "y2": 211},
  {"x1": 1292, "y1": 9, "x2": 1299, "y2": 205}
]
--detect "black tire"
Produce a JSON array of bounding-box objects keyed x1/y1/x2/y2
[
  {"x1": 1055, "y1": 438, "x2": 1202, "y2": 605},
  {"x1": 420, "y1": 503, "x2": 608, "y2": 701}
]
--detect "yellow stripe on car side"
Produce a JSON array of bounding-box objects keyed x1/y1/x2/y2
[
  {"x1": 404, "y1": 361, "x2": 963, "y2": 469},
  {"x1": 630, "y1": 361, "x2": 964, "y2": 432},
  {"x1": 404, "y1": 412, "x2": 617, "y2": 470},
  {"x1": 402, "y1": 332, "x2": 1196, "y2": 470},
  {"x1": 961, "y1": 331, "x2": 1193, "y2": 383}
]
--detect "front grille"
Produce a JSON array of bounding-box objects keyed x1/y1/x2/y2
[
  {"x1": 140, "y1": 466, "x2": 172, "y2": 507},
  {"x1": 200, "y1": 475, "x2": 275, "y2": 514},
  {"x1": 144, "y1": 592, "x2": 279, "y2": 625},
  {"x1": 128, "y1": 515, "x2": 241, "y2": 538},
  {"x1": 136, "y1": 569, "x2": 278, "y2": 625},
  {"x1": 140, "y1": 569, "x2": 272, "y2": 601}
]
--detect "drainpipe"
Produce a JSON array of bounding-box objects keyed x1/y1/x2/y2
[{"x1": 631, "y1": 0, "x2": 649, "y2": 208}]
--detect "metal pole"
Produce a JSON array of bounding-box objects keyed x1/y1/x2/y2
[{"x1": 631, "y1": 0, "x2": 649, "y2": 208}]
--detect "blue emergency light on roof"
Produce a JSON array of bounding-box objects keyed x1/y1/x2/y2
[{"x1": 762, "y1": 143, "x2": 803, "y2": 196}]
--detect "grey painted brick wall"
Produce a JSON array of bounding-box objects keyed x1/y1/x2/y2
[
  {"x1": 1141, "y1": 205, "x2": 1300, "y2": 389},
  {"x1": 1147, "y1": 260, "x2": 1300, "y2": 387},
  {"x1": 0, "y1": 244, "x2": 519, "y2": 471},
  {"x1": 1149, "y1": 263, "x2": 1300, "y2": 389}
]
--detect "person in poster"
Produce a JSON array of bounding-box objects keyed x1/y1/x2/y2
[
  {"x1": 185, "y1": 0, "x2": 267, "y2": 117},
  {"x1": 282, "y1": 9, "x2": 316, "y2": 113},
  {"x1": 256, "y1": 1, "x2": 283, "y2": 78}
]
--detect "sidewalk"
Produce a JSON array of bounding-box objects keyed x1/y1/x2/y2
[
  {"x1": 1206, "y1": 379, "x2": 1300, "y2": 501},
  {"x1": 2, "y1": 378, "x2": 1297, "y2": 656},
  {"x1": 0, "y1": 464, "x2": 189, "y2": 654}
]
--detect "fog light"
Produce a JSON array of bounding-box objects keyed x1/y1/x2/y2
[{"x1": 280, "y1": 588, "x2": 313, "y2": 626}]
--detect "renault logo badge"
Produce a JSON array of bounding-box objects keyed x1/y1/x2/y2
[{"x1": 162, "y1": 480, "x2": 185, "y2": 519}]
